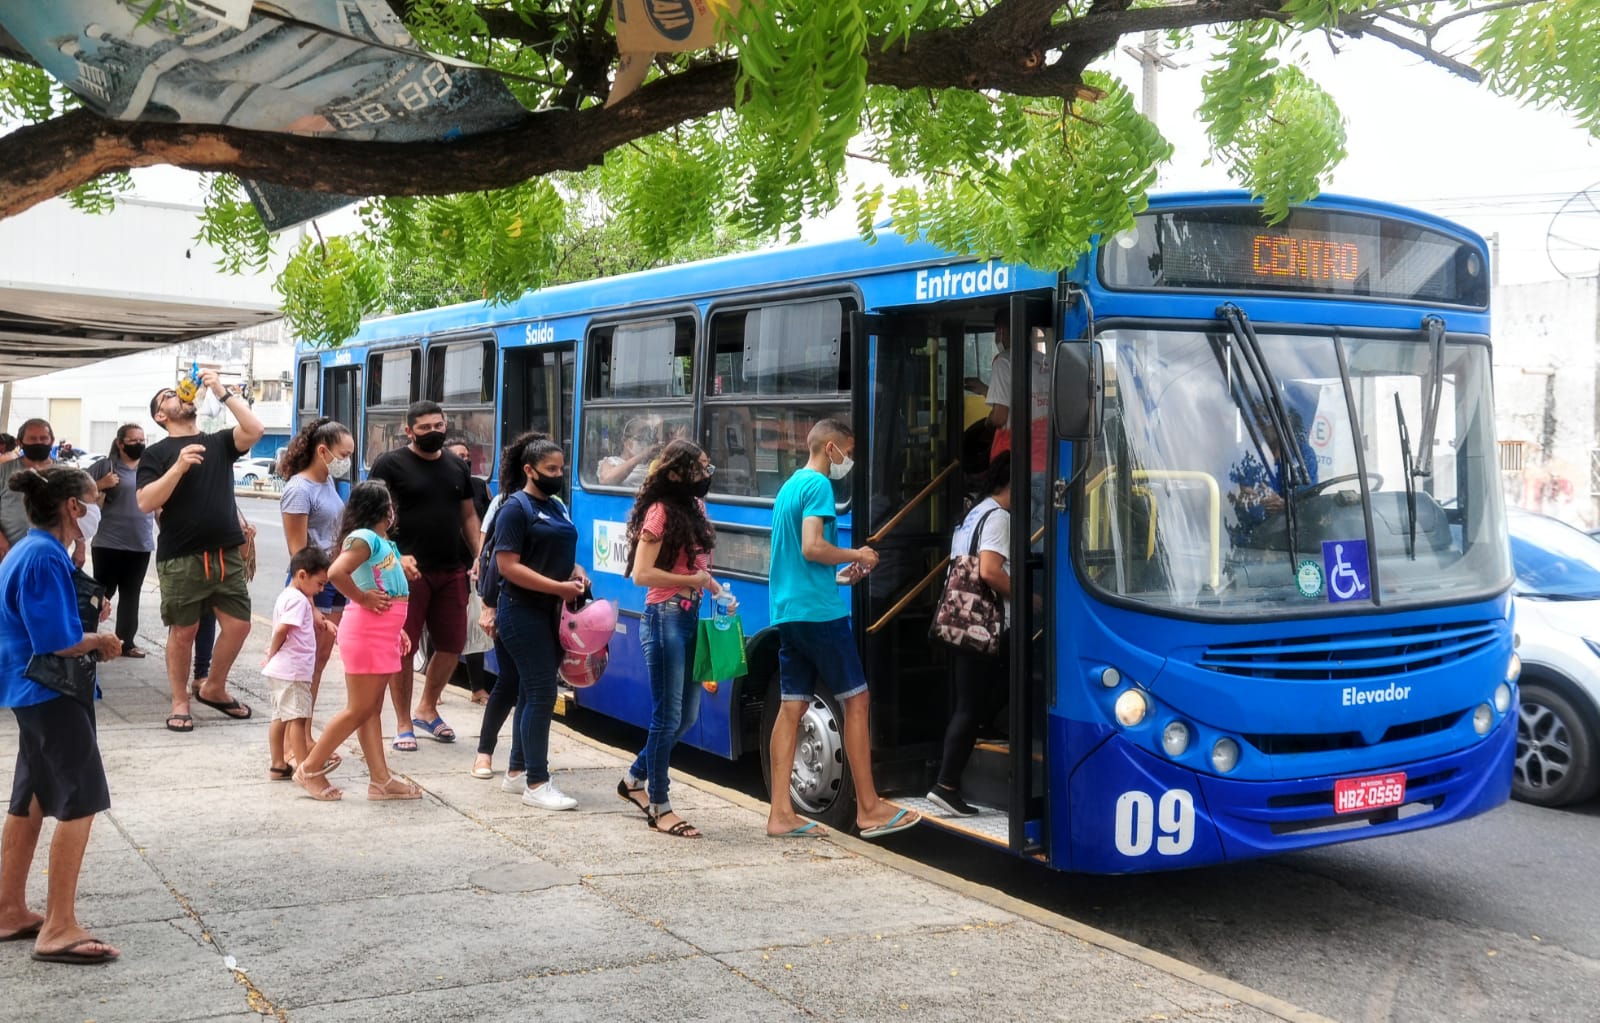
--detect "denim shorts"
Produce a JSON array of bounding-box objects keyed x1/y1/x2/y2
[{"x1": 777, "y1": 617, "x2": 868, "y2": 702}]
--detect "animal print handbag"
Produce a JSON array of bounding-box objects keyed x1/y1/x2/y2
[{"x1": 928, "y1": 509, "x2": 1005, "y2": 657}]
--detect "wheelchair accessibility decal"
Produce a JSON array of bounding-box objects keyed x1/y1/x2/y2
[{"x1": 1322, "y1": 540, "x2": 1370, "y2": 603}]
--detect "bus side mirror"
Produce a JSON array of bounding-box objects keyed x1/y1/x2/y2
[{"x1": 1052, "y1": 341, "x2": 1103, "y2": 442}]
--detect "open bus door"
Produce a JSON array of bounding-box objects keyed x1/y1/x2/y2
[{"x1": 850, "y1": 299, "x2": 1048, "y2": 856}]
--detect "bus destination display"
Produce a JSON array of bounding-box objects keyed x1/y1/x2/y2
[{"x1": 1100, "y1": 206, "x2": 1488, "y2": 307}]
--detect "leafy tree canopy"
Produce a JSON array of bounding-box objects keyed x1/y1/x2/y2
[{"x1": 1, "y1": 0, "x2": 1597, "y2": 346}]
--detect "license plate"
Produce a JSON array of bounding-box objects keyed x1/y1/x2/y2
[{"x1": 1333, "y1": 772, "x2": 1407, "y2": 814}]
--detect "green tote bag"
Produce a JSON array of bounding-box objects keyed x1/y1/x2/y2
[{"x1": 694, "y1": 614, "x2": 749, "y2": 682}]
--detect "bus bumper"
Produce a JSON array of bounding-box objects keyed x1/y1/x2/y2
[{"x1": 1059, "y1": 712, "x2": 1514, "y2": 874}]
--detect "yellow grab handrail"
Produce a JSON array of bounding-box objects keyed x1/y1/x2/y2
[
  {"x1": 866, "y1": 558, "x2": 950, "y2": 635},
  {"x1": 866, "y1": 459, "x2": 961, "y2": 545}
]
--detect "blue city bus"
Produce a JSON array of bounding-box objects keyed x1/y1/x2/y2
[{"x1": 295, "y1": 191, "x2": 1517, "y2": 873}]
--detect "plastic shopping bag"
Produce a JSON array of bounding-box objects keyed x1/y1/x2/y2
[{"x1": 693, "y1": 613, "x2": 748, "y2": 682}]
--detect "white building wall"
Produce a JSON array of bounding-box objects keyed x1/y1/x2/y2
[{"x1": 1493, "y1": 278, "x2": 1600, "y2": 527}]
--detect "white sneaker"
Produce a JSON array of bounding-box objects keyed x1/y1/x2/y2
[
  {"x1": 501, "y1": 772, "x2": 528, "y2": 794},
  {"x1": 522, "y1": 779, "x2": 578, "y2": 811}
]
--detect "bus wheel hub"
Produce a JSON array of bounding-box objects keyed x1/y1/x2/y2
[{"x1": 789, "y1": 698, "x2": 844, "y2": 812}]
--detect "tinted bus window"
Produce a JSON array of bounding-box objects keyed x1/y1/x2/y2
[
  {"x1": 428, "y1": 340, "x2": 494, "y2": 404},
  {"x1": 581, "y1": 315, "x2": 695, "y2": 489},
  {"x1": 296, "y1": 359, "x2": 319, "y2": 415},
  {"x1": 590, "y1": 318, "x2": 694, "y2": 400},
  {"x1": 703, "y1": 297, "x2": 854, "y2": 500},
  {"x1": 364, "y1": 347, "x2": 420, "y2": 468}
]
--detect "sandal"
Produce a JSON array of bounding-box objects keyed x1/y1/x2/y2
[
  {"x1": 287, "y1": 754, "x2": 342, "y2": 775},
  {"x1": 165, "y1": 713, "x2": 193, "y2": 733},
  {"x1": 268, "y1": 765, "x2": 294, "y2": 781},
  {"x1": 368, "y1": 776, "x2": 422, "y2": 801},
  {"x1": 292, "y1": 762, "x2": 343, "y2": 801},
  {"x1": 392, "y1": 731, "x2": 418, "y2": 752},
  {"x1": 647, "y1": 812, "x2": 702, "y2": 839},
  {"x1": 616, "y1": 779, "x2": 651, "y2": 817}
]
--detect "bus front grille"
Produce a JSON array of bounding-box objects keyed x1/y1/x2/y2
[{"x1": 1196, "y1": 621, "x2": 1499, "y2": 681}]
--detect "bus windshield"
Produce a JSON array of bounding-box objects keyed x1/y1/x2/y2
[{"x1": 1079, "y1": 326, "x2": 1510, "y2": 616}]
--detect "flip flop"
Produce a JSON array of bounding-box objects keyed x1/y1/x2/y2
[
  {"x1": 31, "y1": 936, "x2": 119, "y2": 965},
  {"x1": 767, "y1": 821, "x2": 826, "y2": 838},
  {"x1": 193, "y1": 694, "x2": 253, "y2": 720},
  {"x1": 165, "y1": 713, "x2": 193, "y2": 733},
  {"x1": 392, "y1": 731, "x2": 418, "y2": 752},
  {"x1": 0, "y1": 921, "x2": 41, "y2": 942},
  {"x1": 412, "y1": 716, "x2": 456, "y2": 742},
  {"x1": 858, "y1": 807, "x2": 920, "y2": 840}
]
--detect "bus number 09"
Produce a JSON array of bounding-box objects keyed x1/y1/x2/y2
[{"x1": 1114, "y1": 789, "x2": 1195, "y2": 857}]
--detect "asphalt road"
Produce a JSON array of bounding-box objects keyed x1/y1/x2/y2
[{"x1": 240, "y1": 497, "x2": 1600, "y2": 1023}]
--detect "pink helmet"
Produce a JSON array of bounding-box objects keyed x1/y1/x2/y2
[
  {"x1": 560, "y1": 596, "x2": 617, "y2": 654},
  {"x1": 559, "y1": 647, "x2": 609, "y2": 689}
]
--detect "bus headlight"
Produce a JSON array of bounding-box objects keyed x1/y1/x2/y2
[
  {"x1": 1505, "y1": 653, "x2": 1521, "y2": 682},
  {"x1": 1211, "y1": 738, "x2": 1240, "y2": 773},
  {"x1": 1114, "y1": 689, "x2": 1148, "y2": 727},
  {"x1": 1493, "y1": 683, "x2": 1512, "y2": 714},
  {"x1": 1100, "y1": 667, "x2": 1121, "y2": 688},
  {"x1": 1161, "y1": 721, "x2": 1190, "y2": 756},
  {"x1": 1473, "y1": 703, "x2": 1494, "y2": 735}
]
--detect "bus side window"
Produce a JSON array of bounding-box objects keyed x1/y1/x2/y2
[
  {"x1": 580, "y1": 316, "x2": 695, "y2": 490},
  {"x1": 703, "y1": 297, "x2": 854, "y2": 501}
]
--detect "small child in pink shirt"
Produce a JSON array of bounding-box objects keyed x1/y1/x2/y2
[{"x1": 264, "y1": 546, "x2": 334, "y2": 780}]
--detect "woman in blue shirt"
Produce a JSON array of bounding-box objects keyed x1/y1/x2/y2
[
  {"x1": 493, "y1": 437, "x2": 587, "y2": 811},
  {"x1": 0, "y1": 466, "x2": 124, "y2": 964}
]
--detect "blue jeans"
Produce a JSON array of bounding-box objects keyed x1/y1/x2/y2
[
  {"x1": 496, "y1": 598, "x2": 561, "y2": 786},
  {"x1": 628, "y1": 600, "x2": 703, "y2": 806}
]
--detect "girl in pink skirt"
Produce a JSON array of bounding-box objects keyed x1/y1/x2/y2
[{"x1": 294, "y1": 480, "x2": 420, "y2": 801}]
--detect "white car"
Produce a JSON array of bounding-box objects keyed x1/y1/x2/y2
[
  {"x1": 1508, "y1": 509, "x2": 1600, "y2": 806},
  {"x1": 232, "y1": 455, "x2": 279, "y2": 487}
]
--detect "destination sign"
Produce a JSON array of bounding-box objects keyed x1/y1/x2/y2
[{"x1": 1099, "y1": 206, "x2": 1488, "y2": 307}]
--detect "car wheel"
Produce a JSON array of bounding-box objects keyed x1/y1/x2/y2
[
  {"x1": 1514, "y1": 683, "x2": 1600, "y2": 807},
  {"x1": 242, "y1": 473, "x2": 258, "y2": 485},
  {"x1": 759, "y1": 673, "x2": 856, "y2": 831}
]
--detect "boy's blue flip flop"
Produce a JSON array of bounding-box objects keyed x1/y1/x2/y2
[
  {"x1": 768, "y1": 821, "x2": 826, "y2": 838},
  {"x1": 858, "y1": 808, "x2": 919, "y2": 840},
  {"x1": 412, "y1": 717, "x2": 456, "y2": 742}
]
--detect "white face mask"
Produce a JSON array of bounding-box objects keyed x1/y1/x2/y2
[
  {"x1": 327, "y1": 454, "x2": 352, "y2": 479},
  {"x1": 827, "y1": 447, "x2": 854, "y2": 481},
  {"x1": 78, "y1": 502, "x2": 101, "y2": 543}
]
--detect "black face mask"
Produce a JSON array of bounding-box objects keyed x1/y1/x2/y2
[
  {"x1": 20, "y1": 443, "x2": 51, "y2": 462},
  {"x1": 122, "y1": 442, "x2": 145, "y2": 460},
  {"x1": 532, "y1": 472, "x2": 565, "y2": 497},
  {"x1": 686, "y1": 478, "x2": 712, "y2": 499},
  {"x1": 414, "y1": 431, "x2": 448, "y2": 454}
]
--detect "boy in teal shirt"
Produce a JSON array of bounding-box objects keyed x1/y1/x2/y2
[{"x1": 765, "y1": 419, "x2": 920, "y2": 841}]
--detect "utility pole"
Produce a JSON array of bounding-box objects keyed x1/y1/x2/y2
[
  {"x1": 1123, "y1": 31, "x2": 1180, "y2": 123},
  {"x1": 0, "y1": 381, "x2": 11, "y2": 433}
]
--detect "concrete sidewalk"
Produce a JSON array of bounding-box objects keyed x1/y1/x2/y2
[{"x1": 0, "y1": 619, "x2": 1329, "y2": 1023}]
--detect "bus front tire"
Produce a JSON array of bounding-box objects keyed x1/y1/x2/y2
[{"x1": 759, "y1": 674, "x2": 857, "y2": 832}]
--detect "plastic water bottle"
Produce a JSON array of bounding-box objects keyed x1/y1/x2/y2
[{"x1": 714, "y1": 583, "x2": 735, "y2": 630}]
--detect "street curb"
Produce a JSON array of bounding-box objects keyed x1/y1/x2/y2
[{"x1": 552, "y1": 718, "x2": 1339, "y2": 1023}]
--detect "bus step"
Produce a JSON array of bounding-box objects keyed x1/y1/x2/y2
[
  {"x1": 554, "y1": 687, "x2": 574, "y2": 717},
  {"x1": 898, "y1": 795, "x2": 1009, "y2": 846}
]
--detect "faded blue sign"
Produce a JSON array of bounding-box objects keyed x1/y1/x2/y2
[{"x1": 0, "y1": 1, "x2": 529, "y2": 230}]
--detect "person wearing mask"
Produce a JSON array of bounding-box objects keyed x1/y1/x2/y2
[
  {"x1": 470, "y1": 432, "x2": 547, "y2": 781},
  {"x1": 445, "y1": 436, "x2": 493, "y2": 704},
  {"x1": 764, "y1": 419, "x2": 919, "y2": 840},
  {"x1": 492, "y1": 437, "x2": 587, "y2": 810},
  {"x1": 928, "y1": 452, "x2": 1013, "y2": 817},
  {"x1": 278, "y1": 418, "x2": 354, "y2": 703},
  {"x1": 0, "y1": 466, "x2": 124, "y2": 964},
  {"x1": 368, "y1": 400, "x2": 482, "y2": 751},
  {"x1": 87, "y1": 426, "x2": 157, "y2": 658},
  {"x1": 0, "y1": 420, "x2": 85, "y2": 569},
  {"x1": 597, "y1": 417, "x2": 662, "y2": 488},
  {"x1": 617, "y1": 440, "x2": 727, "y2": 839},
  {"x1": 138, "y1": 370, "x2": 265, "y2": 732}
]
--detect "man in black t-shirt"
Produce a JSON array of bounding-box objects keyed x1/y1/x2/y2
[
  {"x1": 369, "y1": 400, "x2": 483, "y2": 750},
  {"x1": 138, "y1": 369, "x2": 264, "y2": 733}
]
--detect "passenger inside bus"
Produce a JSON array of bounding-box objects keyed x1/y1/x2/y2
[
  {"x1": 1226, "y1": 401, "x2": 1318, "y2": 548},
  {"x1": 596, "y1": 416, "x2": 662, "y2": 487}
]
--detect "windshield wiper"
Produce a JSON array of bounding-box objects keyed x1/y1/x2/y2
[
  {"x1": 1218, "y1": 304, "x2": 1312, "y2": 564},
  {"x1": 1394, "y1": 393, "x2": 1419, "y2": 560},
  {"x1": 1414, "y1": 316, "x2": 1446, "y2": 479}
]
